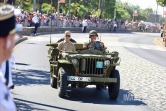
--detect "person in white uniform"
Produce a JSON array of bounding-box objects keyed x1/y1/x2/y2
[
  {"x1": 32, "y1": 13, "x2": 40, "y2": 36},
  {"x1": 0, "y1": 54, "x2": 15, "y2": 89},
  {"x1": 82, "y1": 19, "x2": 88, "y2": 33},
  {"x1": 0, "y1": 4, "x2": 19, "y2": 111}
]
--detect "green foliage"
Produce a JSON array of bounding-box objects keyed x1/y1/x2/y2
[
  {"x1": 41, "y1": 3, "x2": 55, "y2": 14},
  {"x1": 70, "y1": 3, "x2": 88, "y2": 17},
  {"x1": 156, "y1": 0, "x2": 166, "y2": 6},
  {"x1": 103, "y1": 0, "x2": 116, "y2": 18},
  {"x1": 15, "y1": 0, "x2": 33, "y2": 12},
  {"x1": 14, "y1": 0, "x2": 154, "y2": 21},
  {"x1": 116, "y1": 8, "x2": 131, "y2": 21},
  {"x1": 116, "y1": 0, "x2": 153, "y2": 21}
]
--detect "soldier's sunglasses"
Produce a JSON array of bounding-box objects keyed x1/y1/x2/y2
[
  {"x1": 66, "y1": 35, "x2": 71, "y2": 37},
  {"x1": 90, "y1": 35, "x2": 96, "y2": 37}
]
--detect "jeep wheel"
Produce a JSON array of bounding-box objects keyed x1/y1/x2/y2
[
  {"x1": 50, "y1": 74, "x2": 57, "y2": 88},
  {"x1": 108, "y1": 70, "x2": 120, "y2": 100},
  {"x1": 96, "y1": 84, "x2": 103, "y2": 90},
  {"x1": 57, "y1": 67, "x2": 67, "y2": 98}
]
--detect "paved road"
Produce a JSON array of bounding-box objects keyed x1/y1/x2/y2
[
  {"x1": 11, "y1": 33, "x2": 166, "y2": 111},
  {"x1": 118, "y1": 32, "x2": 166, "y2": 67}
]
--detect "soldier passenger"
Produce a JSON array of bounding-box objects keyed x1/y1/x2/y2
[{"x1": 58, "y1": 30, "x2": 76, "y2": 52}]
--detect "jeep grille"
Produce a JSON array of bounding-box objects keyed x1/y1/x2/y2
[{"x1": 79, "y1": 58, "x2": 104, "y2": 75}]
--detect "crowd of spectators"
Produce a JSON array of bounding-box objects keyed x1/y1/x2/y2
[
  {"x1": 125, "y1": 20, "x2": 161, "y2": 33},
  {"x1": 15, "y1": 10, "x2": 161, "y2": 33},
  {"x1": 15, "y1": 10, "x2": 126, "y2": 30}
]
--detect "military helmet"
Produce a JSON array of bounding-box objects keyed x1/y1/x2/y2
[{"x1": 89, "y1": 30, "x2": 98, "y2": 38}]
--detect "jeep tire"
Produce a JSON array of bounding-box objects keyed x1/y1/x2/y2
[
  {"x1": 57, "y1": 67, "x2": 67, "y2": 98},
  {"x1": 50, "y1": 74, "x2": 57, "y2": 89},
  {"x1": 108, "y1": 70, "x2": 120, "y2": 100}
]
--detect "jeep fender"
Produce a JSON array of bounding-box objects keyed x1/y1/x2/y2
[{"x1": 57, "y1": 60, "x2": 75, "y2": 76}]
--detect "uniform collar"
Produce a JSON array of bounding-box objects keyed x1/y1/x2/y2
[{"x1": 64, "y1": 40, "x2": 70, "y2": 43}]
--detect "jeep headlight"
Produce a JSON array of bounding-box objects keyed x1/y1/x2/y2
[
  {"x1": 104, "y1": 60, "x2": 110, "y2": 66},
  {"x1": 72, "y1": 59, "x2": 78, "y2": 65}
]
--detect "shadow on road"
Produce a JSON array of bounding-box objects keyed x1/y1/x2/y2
[
  {"x1": 26, "y1": 43, "x2": 37, "y2": 44},
  {"x1": 12, "y1": 68, "x2": 146, "y2": 107},
  {"x1": 12, "y1": 69, "x2": 50, "y2": 86},
  {"x1": 14, "y1": 98, "x2": 76, "y2": 111},
  {"x1": 15, "y1": 62, "x2": 30, "y2": 66},
  {"x1": 65, "y1": 87, "x2": 146, "y2": 106}
]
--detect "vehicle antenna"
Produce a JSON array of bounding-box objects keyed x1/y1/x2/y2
[
  {"x1": 100, "y1": 19, "x2": 102, "y2": 42},
  {"x1": 100, "y1": 31, "x2": 101, "y2": 41},
  {"x1": 50, "y1": 15, "x2": 52, "y2": 43}
]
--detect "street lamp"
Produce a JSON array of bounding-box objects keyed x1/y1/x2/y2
[
  {"x1": 33, "y1": 0, "x2": 36, "y2": 12},
  {"x1": 155, "y1": 3, "x2": 158, "y2": 24},
  {"x1": 100, "y1": 0, "x2": 104, "y2": 19},
  {"x1": 39, "y1": 0, "x2": 43, "y2": 13},
  {"x1": 69, "y1": 0, "x2": 71, "y2": 18}
]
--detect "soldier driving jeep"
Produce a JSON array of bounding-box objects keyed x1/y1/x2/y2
[{"x1": 83, "y1": 30, "x2": 105, "y2": 51}]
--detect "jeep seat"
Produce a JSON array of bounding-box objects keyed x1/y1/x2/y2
[{"x1": 74, "y1": 43, "x2": 83, "y2": 50}]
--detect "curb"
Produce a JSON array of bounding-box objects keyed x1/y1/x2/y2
[
  {"x1": 153, "y1": 38, "x2": 166, "y2": 49},
  {"x1": 22, "y1": 27, "x2": 153, "y2": 36},
  {"x1": 15, "y1": 37, "x2": 28, "y2": 46},
  {"x1": 25, "y1": 30, "x2": 159, "y2": 36},
  {"x1": 31, "y1": 31, "x2": 133, "y2": 36}
]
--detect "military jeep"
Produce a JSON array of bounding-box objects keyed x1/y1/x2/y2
[{"x1": 46, "y1": 42, "x2": 121, "y2": 100}]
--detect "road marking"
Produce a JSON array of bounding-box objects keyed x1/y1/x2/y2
[
  {"x1": 139, "y1": 46, "x2": 151, "y2": 50},
  {"x1": 116, "y1": 42, "x2": 166, "y2": 51}
]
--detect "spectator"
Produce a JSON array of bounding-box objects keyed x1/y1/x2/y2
[
  {"x1": 160, "y1": 26, "x2": 164, "y2": 37},
  {"x1": 82, "y1": 19, "x2": 88, "y2": 33},
  {"x1": 32, "y1": 12, "x2": 40, "y2": 36}
]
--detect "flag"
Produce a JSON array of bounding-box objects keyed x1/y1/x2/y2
[
  {"x1": 133, "y1": 8, "x2": 138, "y2": 16},
  {"x1": 59, "y1": 0, "x2": 65, "y2": 3},
  {"x1": 164, "y1": 5, "x2": 166, "y2": 15},
  {"x1": 134, "y1": 8, "x2": 137, "y2": 13}
]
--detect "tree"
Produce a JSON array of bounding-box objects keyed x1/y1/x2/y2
[
  {"x1": 12, "y1": 0, "x2": 153, "y2": 21},
  {"x1": 141, "y1": 8, "x2": 153, "y2": 20},
  {"x1": 116, "y1": 0, "x2": 154, "y2": 21},
  {"x1": 41, "y1": 3, "x2": 55, "y2": 14},
  {"x1": 15, "y1": 0, "x2": 33, "y2": 12},
  {"x1": 156, "y1": 0, "x2": 166, "y2": 6},
  {"x1": 70, "y1": 3, "x2": 88, "y2": 17},
  {"x1": 103, "y1": 0, "x2": 116, "y2": 18}
]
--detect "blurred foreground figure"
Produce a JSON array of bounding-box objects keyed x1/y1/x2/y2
[
  {"x1": 0, "y1": 54, "x2": 15, "y2": 89},
  {"x1": 0, "y1": 4, "x2": 18, "y2": 111}
]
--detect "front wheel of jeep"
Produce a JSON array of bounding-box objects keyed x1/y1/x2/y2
[
  {"x1": 57, "y1": 67, "x2": 67, "y2": 98},
  {"x1": 108, "y1": 70, "x2": 120, "y2": 100}
]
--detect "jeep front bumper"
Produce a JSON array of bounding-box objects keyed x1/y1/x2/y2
[{"x1": 67, "y1": 76, "x2": 117, "y2": 83}]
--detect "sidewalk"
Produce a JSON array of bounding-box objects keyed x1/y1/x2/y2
[
  {"x1": 15, "y1": 36, "x2": 28, "y2": 46},
  {"x1": 153, "y1": 38, "x2": 166, "y2": 49}
]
